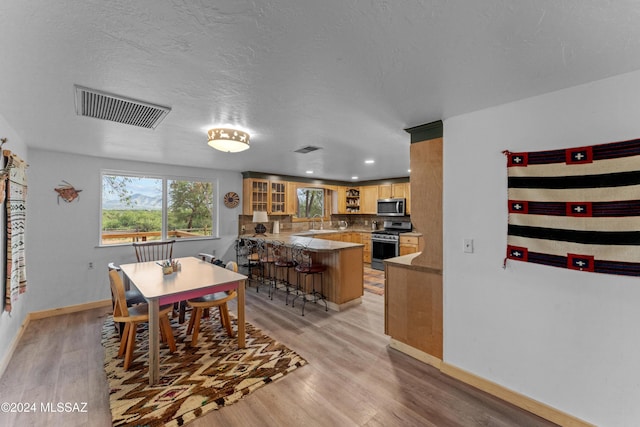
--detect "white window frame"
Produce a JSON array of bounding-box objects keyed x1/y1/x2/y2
[{"x1": 99, "y1": 169, "x2": 218, "y2": 246}]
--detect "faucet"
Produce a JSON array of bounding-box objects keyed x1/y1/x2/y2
[{"x1": 310, "y1": 214, "x2": 323, "y2": 230}]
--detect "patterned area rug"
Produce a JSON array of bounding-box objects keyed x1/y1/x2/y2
[
  {"x1": 102, "y1": 312, "x2": 307, "y2": 427},
  {"x1": 363, "y1": 266, "x2": 385, "y2": 295}
]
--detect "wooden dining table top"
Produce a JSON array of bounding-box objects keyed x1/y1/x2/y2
[{"x1": 120, "y1": 256, "x2": 247, "y2": 300}]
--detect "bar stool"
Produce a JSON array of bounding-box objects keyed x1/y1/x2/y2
[
  {"x1": 272, "y1": 241, "x2": 295, "y2": 300},
  {"x1": 236, "y1": 238, "x2": 260, "y2": 283},
  {"x1": 291, "y1": 244, "x2": 328, "y2": 316},
  {"x1": 255, "y1": 239, "x2": 276, "y2": 294}
]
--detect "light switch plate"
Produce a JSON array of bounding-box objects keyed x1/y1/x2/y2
[{"x1": 463, "y1": 238, "x2": 474, "y2": 253}]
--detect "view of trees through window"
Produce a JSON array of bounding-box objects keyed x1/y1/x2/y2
[
  {"x1": 296, "y1": 187, "x2": 325, "y2": 218},
  {"x1": 101, "y1": 173, "x2": 214, "y2": 245}
]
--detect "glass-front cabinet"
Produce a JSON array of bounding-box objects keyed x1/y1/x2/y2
[
  {"x1": 242, "y1": 178, "x2": 291, "y2": 215},
  {"x1": 270, "y1": 181, "x2": 287, "y2": 214}
]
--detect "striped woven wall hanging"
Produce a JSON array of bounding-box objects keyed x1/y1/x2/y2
[{"x1": 504, "y1": 138, "x2": 640, "y2": 276}]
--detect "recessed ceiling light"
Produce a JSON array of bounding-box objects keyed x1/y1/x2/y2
[
  {"x1": 306, "y1": 170, "x2": 313, "y2": 174},
  {"x1": 351, "y1": 176, "x2": 358, "y2": 180},
  {"x1": 364, "y1": 159, "x2": 375, "y2": 164}
]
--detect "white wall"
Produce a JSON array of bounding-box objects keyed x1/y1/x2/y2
[
  {"x1": 25, "y1": 149, "x2": 243, "y2": 312},
  {"x1": 444, "y1": 70, "x2": 640, "y2": 427},
  {"x1": 0, "y1": 113, "x2": 29, "y2": 373}
]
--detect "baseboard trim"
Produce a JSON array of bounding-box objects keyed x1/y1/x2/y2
[
  {"x1": 29, "y1": 299, "x2": 111, "y2": 320},
  {"x1": 389, "y1": 338, "x2": 442, "y2": 369},
  {"x1": 440, "y1": 363, "x2": 595, "y2": 427},
  {"x1": 388, "y1": 339, "x2": 593, "y2": 427}
]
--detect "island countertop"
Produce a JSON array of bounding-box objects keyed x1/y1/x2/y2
[
  {"x1": 238, "y1": 232, "x2": 364, "y2": 310},
  {"x1": 239, "y1": 232, "x2": 364, "y2": 252}
]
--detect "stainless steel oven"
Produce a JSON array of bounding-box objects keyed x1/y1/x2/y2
[{"x1": 370, "y1": 220, "x2": 412, "y2": 270}]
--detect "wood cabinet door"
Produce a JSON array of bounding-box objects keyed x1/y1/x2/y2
[
  {"x1": 360, "y1": 185, "x2": 378, "y2": 214},
  {"x1": 399, "y1": 245, "x2": 418, "y2": 256},
  {"x1": 378, "y1": 184, "x2": 392, "y2": 199},
  {"x1": 285, "y1": 182, "x2": 298, "y2": 215},
  {"x1": 270, "y1": 181, "x2": 287, "y2": 215},
  {"x1": 243, "y1": 178, "x2": 269, "y2": 215},
  {"x1": 391, "y1": 182, "x2": 409, "y2": 199},
  {"x1": 336, "y1": 186, "x2": 347, "y2": 214}
]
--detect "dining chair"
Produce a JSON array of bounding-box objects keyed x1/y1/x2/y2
[
  {"x1": 107, "y1": 263, "x2": 145, "y2": 306},
  {"x1": 131, "y1": 239, "x2": 190, "y2": 322},
  {"x1": 107, "y1": 263, "x2": 146, "y2": 337},
  {"x1": 108, "y1": 269, "x2": 176, "y2": 370},
  {"x1": 133, "y1": 239, "x2": 175, "y2": 262},
  {"x1": 186, "y1": 261, "x2": 239, "y2": 347}
]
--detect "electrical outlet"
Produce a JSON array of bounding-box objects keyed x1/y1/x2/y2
[
  {"x1": 463, "y1": 239, "x2": 474, "y2": 253},
  {"x1": 88, "y1": 262, "x2": 94, "y2": 270},
  {"x1": 241, "y1": 225, "x2": 246, "y2": 233}
]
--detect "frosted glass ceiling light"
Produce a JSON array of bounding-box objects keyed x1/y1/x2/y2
[{"x1": 207, "y1": 128, "x2": 250, "y2": 153}]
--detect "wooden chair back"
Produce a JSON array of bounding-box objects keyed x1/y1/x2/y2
[
  {"x1": 108, "y1": 269, "x2": 130, "y2": 318},
  {"x1": 225, "y1": 261, "x2": 239, "y2": 272},
  {"x1": 133, "y1": 239, "x2": 175, "y2": 262}
]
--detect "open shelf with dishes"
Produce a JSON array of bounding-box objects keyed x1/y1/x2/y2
[{"x1": 346, "y1": 187, "x2": 360, "y2": 213}]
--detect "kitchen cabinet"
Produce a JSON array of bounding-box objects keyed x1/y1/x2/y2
[
  {"x1": 360, "y1": 185, "x2": 378, "y2": 214},
  {"x1": 345, "y1": 187, "x2": 360, "y2": 214},
  {"x1": 399, "y1": 234, "x2": 422, "y2": 255},
  {"x1": 313, "y1": 231, "x2": 371, "y2": 263},
  {"x1": 286, "y1": 182, "x2": 298, "y2": 215},
  {"x1": 361, "y1": 232, "x2": 371, "y2": 263},
  {"x1": 243, "y1": 178, "x2": 292, "y2": 215},
  {"x1": 385, "y1": 254, "x2": 443, "y2": 361},
  {"x1": 379, "y1": 182, "x2": 411, "y2": 214}
]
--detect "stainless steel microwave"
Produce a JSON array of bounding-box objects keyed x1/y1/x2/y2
[{"x1": 376, "y1": 198, "x2": 406, "y2": 216}]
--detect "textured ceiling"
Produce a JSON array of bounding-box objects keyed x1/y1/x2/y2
[{"x1": 2, "y1": 1, "x2": 640, "y2": 181}]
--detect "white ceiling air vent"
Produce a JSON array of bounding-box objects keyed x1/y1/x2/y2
[
  {"x1": 294, "y1": 145, "x2": 322, "y2": 154},
  {"x1": 74, "y1": 85, "x2": 171, "y2": 129}
]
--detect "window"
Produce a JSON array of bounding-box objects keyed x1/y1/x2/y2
[
  {"x1": 296, "y1": 187, "x2": 325, "y2": 218},
  {"x1": 101, "y1": 172, "x2": 214, "y2": 245}
]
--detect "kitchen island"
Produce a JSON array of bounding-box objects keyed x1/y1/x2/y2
[{"x1": 239, "y1": 232, "x2": 364, "y2": 311}]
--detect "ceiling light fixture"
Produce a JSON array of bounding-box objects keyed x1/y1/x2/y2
[
  {"x1": 365, "y1": 159, "x2": 375, "y2": 164},
  {"x1": 306, "y1": 170, "x2": 313, "y2": 174},
  {"x1": 207, "y1": 128, "x2": 250, "y2": 153},
  {"x1": 351, "y1": 176, "x2": 358, "y2": 180}
]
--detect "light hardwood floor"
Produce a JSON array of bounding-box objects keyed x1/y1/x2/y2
[{"x1": 0, "y1": 281, "x2": 558, "y2": 427}]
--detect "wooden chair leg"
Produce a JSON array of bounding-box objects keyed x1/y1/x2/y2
[
  {"x1": 161, "y1": 315, "x2": 177, "y2": 352},
  {"x1": 124, "y1": 322, "x2": 137, "y2": 370},
  {"x1": 220, "y1": 303, "x2": 234, "y2": 337},
  {"x1": 190, "y1": 307, "x2": 203, "y2": 347},
  {"x1": 187, "y1": 308, "x2": 196, "y2": 334},
  {"x1": 118, "y1": 323, "x2": 130, "y2": 358},
  {"x1": 159, "y1": 320, "x2": 166, "y2": 343},
  {"x1": 178, "y1": 301, "x2": 187, "y2": 324}
]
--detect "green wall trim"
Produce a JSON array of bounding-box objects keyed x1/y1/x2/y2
[
  {"x1": 405, "y1": 120, "x2": 443, "y2": 143},
  {"x1": 242, "y1": 171, "x2": 409, "y2": 186}
]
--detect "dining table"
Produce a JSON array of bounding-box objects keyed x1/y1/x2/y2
[{"x1": 120, "y1": 256, "x2": 248, "y2": 385}]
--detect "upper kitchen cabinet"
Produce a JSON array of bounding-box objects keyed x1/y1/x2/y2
[
  {"x1": 345, "y1": 187, "x2": 361, "y2": 214},
  {"x1": 360, "y1": 185, "x2": 379, "y2": 214},
  {"x1": 378, "y1": 182, "x2": 411, "y2": 214},
  {"x1": 379, "y1": 182, "x2": 408, "y2": 199},
  {"x1": 243, "y1": 178, "x2": 292, "y2": 215}
]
